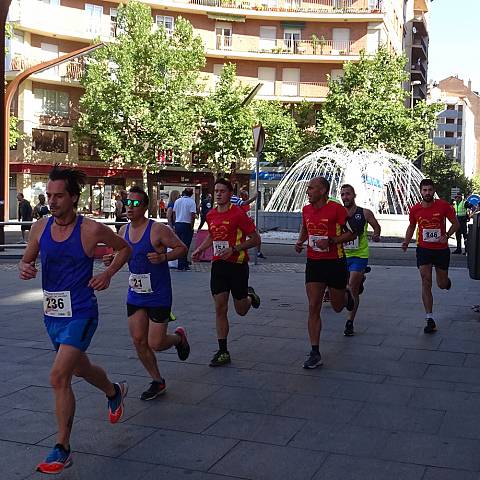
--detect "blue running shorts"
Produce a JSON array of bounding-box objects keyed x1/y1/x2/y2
[
  {"x1": 346, "y1": 257, "x2": 369, "y2": 273},
  {"x1": 44, "y1": 316, "x2": 98, "y2": 352}
]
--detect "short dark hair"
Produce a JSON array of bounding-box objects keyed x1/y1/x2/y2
[
  {"x1": 214, "y1": 178, "x2": 234, "y2": 192},
  {"x1": 315, "y1": 176, "x2": 330, "y2": 194},
  {"x1": 340, "y1": 184, "x2": 356, "y2": 195},
  {"x1": 129, "y1": 185, "x2": 149, "y2": 206},
  {"x1": 420, "y1": 178, "x2": 435, "y2": 189},
  {"x1": 49, "y1": 165, "x2": 87, "y2": 208}
]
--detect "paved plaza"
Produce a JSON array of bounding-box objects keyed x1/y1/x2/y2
[{"x1": 1, "y1": 260, "x2": 480, "y2": 479}]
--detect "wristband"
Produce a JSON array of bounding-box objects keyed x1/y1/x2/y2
[{"x1": 232, "y1": 245, "x2": 240, "y2": 253}]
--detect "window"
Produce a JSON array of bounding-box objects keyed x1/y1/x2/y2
[
  {"x1": 78, "y1": 137, "x2": 99, "y2": 158},
  {"x1": 156, "y1": 15, "x2": 175, "y2": 36},
  {"x1": 215, "y1": 23, "x2": 232, "y2": 50},
  {"x1": 446, "y1": 104, "x2": 455, "y2": 110},
  {"x1": 445, "y1": 131, "x2": 454, "y2": 138},
  {"x1": 446, "y1": 118, "x2": 454, "y2": 124},
  {"x1": 37, "y1": 0, "x2": 60, "y2": 4},
  {"x1": 34, "y1": 89, "x2": 69, "y2": 117},
  {"x1": 32, "y1": 129, "x2": 68, "y2": 153},
  {"x1": 283, "y1": 29, "x2": 301, "y2": 53},
  {"x1": 157, "y1": 150, "x2": 173, "y2": 165},
  {"x1": 110, "y1": 8, "x2": 118, "y2": 37},
  {"x1": 85, "y1": 4, "x2": 103, "y2": 36}
]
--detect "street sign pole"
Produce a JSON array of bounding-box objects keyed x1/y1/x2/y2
[{"x1": 252, "y1": 124, "x2": 265, "y2": 265}]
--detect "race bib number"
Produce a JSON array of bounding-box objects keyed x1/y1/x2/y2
[
  {"x1": 344, "y1": 237, "x2": 359, "y2": 250},
  {"x1": 213, "y1": 240, "x2": 230, "y2": 256},
  {"x1": 129, "y1": 273, "x2": 152, "y2": 294},
  {"x1": 423, "y1": 228, "x2": 441, "y2": 243},
  {"x1": 308, "y1": 235, "x2": 329, "y2": 252},
  {"x1": 43, "y1": 290, "x2": 72, "y2": 318}
]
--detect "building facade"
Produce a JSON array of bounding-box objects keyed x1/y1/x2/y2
[
  {"x1": 429, "y1": 77, "x2": 480, "y2": 179},
  {"x1": 5, "y1": 0, "x2": 427, "y2": 218}
]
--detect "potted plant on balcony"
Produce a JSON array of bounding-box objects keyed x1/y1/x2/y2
[{"x1": 311, "y1": 34, "x2": 319, "y2": 55}]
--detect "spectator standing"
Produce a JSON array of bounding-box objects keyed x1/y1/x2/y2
[
  {"x1": 173, "y1": 188, "x2": 197, "y2": 271},
  {"x1": 17, "y1": 192, "x2": 33, "y2": 243},
  {"x1": 166, "y1": 190, "x2": 180, "y2": 228},
  {"x1": 453, "y1": 192, "x2": 468, "y2": 254},
  {"x1": 197, "y1": 193, "x2": 213, "y2": 231},
  {"x1": 33, "y1": 193, "x2": 50, "y2": 219},
  {"x1": 115, "y1": 190, "x2": 128, "y2": 233},
  {"x1": 158, "y1": 198, "x2": 166, "y2": 219}
]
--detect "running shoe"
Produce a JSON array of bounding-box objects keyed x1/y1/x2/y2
[
  {"x1": 108, "y1": 381, "x2": 128, "y2": 424},
  {"x1": 209, "y1": 350, "x2": 231, "y2": 367},
  {"x1": 424, "y1": 318, "x2": 437, "y2": 334},
  {"x1": 36, "y1": 443, "x2": 72, "y2": 474},
  {"x1": 345, "y1": 289, "x2": 355, "y2": 311},
  {"x1": 174, "y1": 326, "x2": 190, "y2": 361},
  {"x1": 140, "y1": 379, "x2": 166, "y2": 401},
  {"x1": 344, "y1": 320, "x2": 355, "y2": 336},
  {"x1": 303, "y1": 351, "x2": 323, "y2": 369},
  {"x1": 446, "y1": 278, "x2": 452, "y2": 290},
  {"x1": 452, "y1": 249, "x2": 462, "y2": 254},
  {"x1": 248, "y1": 287, "x2": 261, "y2": 309}
]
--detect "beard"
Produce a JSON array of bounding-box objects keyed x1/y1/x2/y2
[{"x1": 421, "y1": 194, "x2": 434, "y2": 203}]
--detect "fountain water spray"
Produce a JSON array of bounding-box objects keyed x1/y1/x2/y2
[{"x1": 265, "y1": 146, "x2": 425, "y2": 215}]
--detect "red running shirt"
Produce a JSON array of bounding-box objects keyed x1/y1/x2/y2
[
  {"x1": 302, "y1": 200, "x2": 348, "y2": 260},
  {"x1": 207, "y1": 204, "x2": 256, "y2": 263},
  {"x1": 409, "y1": 199, "x2": 456, "y2": 250}
]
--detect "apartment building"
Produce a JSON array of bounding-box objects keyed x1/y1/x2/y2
[
  {"x1": 5, "y1": 0, "x2": 424, "y2": 218},
  {"x1": 429, "y1": 76, "x2": 480, "y2": 179}
]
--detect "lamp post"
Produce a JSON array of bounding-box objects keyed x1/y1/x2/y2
[{"x1": 0, "y1": 0, "x2": 12, "y2": 249}]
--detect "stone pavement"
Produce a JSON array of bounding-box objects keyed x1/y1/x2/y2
[{"x1": 1, "y1": 261, "x2": 480, "y2": 479}]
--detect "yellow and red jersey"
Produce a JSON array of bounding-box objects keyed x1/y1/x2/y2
[
  {"x1": 206, "y1": 204, "x2": 256, "y2": 263},
  {"x1": 302, "y1": 200, "x2": 348, "y2": 260},
  {"x1": 409, "y1": 199, "x2": 456, "y2": 250}
]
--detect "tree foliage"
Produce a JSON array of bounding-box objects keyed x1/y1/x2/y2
[
  {"x1": 422, "y1": 142, "x2": 472, "y2": 200},
  {"x1": 253, "y1": 100, "x2": 302, "y2": 166},
  {"x1": 196, "y1": 63, "x2": 255, "y2": 175},
  {"x1": 317, "y1": 46, "x2": 440, "y2": 159},
  {"x1": 75, "y1": 0, "x2": 205, "y2": 170}
]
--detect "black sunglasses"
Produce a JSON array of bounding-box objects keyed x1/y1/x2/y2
[{"x1": 126, "y1": 199, "x2": 143, "y2": 207}]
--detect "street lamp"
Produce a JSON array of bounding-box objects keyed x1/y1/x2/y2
[{"x1": 410, "y1": 80, "x2": 422, "y2": 114}]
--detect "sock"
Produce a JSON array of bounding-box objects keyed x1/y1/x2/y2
[
  {"x1": 425, "y1": 313, "x2": 433, "y2": 320},
  {"x1": 311, "y1": 345, "x2": 320, "y2": 354},
  {"x1": 218, "y1": 339, "x2": 228, "y2": 353},
  {"x1": 107, "y1": 383, "x2": 120, "y2": 400}
]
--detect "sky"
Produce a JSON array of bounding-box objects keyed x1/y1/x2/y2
[{"x1": 428, "y1": 0, "x2": 480, "y2": 92}]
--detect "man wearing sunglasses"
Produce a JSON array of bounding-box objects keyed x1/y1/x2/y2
[{"x1": 104, "y1": 186, "x2": 191, "y2": 401}]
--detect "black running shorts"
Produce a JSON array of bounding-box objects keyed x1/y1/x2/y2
[
  {"x1": 210, "y1": 260, "x2": 249, "y2": 300},
  {"x1": 305, "y1": 258, "x2": 349, "y2": 289},
  {"x1": 126, "y1": 304, "x2": 174, "y2": 323},
  {"x1": 416, "y1": 247, "x2": 450, "y2": 271}
]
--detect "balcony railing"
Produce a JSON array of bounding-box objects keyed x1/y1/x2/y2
[
  {"x1": 411, "y1": 61, "x2": 426, "y2": 79},
  {"x1": 213, "y1": 35, "x2": 357, "y2": 55},
  {"x1": 8, "y1": 54, "x2": 84, "y2": 83},
  {"x1": 190, "y1": 0, "x2": 383, "y2": 14}
]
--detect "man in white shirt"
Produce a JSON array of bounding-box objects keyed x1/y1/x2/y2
[{"x1": 173, "y1": 188, "x2": 197, "y2": 270}]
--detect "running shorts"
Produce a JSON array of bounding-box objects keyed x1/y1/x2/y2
[
  {"x1": 346, "y1": 257, "x2": 369, "y2": 273},
  {"x1": 44, "y1": 316, "x2": 98, "y2": 352},
  {"x1": 416, "y1": 247, "x2": 450, "y2": 271},
  {"x1": 210, "y1": 260, "x2": 249, "y2": 300},
  {"x1": 305, "y1": 258, "x2": 348, "y2": 289},
  {"x1": 126, "y1": 304, "x2": 175, "y2": 323}
]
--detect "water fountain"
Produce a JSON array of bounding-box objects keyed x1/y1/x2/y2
[{"x1": 265, "y1": 145, "x2": 425, "y2": 215}]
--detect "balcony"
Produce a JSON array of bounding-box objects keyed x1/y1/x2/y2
[
  {"x1": 209, "y1": 35, "x2": 360, "y2": 61},
  {"x1": 190, "y1": 0, "x2": 383, "y2": 14},
  {"x1": 10, "y1": 0, "x2": 113, "y2": 42},
  {"x1": 6, "y1": 52, "x2": 85, "y2": 84},
  {"x1": 204, "y1": 74, "x2": 329, "y2": 100},
  {"x1": 412, "y1": 34, "x2": 428, "y2": 59},
  {"x1": 411, "y1": 61, "x2": 426, "y2": 80}
]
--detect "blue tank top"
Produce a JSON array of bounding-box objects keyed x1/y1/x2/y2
[
  {"x1": 126, "y1": 219, "x2": 172, "y2": 307},
  {"x1": 40, "y1": 215, "x2": 98, "y2": 320}
]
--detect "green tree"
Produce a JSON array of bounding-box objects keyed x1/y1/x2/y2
[
  {"x1": 253, "y1": 100, "x2": 302, "y2": 166},
  {"x1": 197, "y1": 63, "x2": 255, "y2": 175},
  {"x1": 422, "y1": 142, "x2": 472, "y2": 200},
  {"x1": 317, "y1": 46, "x2": 440, "y2": 159},
  {"x1": 75, "y1": 0, "x2": 205, "y2": 172}
]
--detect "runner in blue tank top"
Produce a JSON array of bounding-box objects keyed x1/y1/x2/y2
[
  {"x1": 18, "y1": 167, "x2": 132, "y2": 475},
  {"x1": 103, "y1": 186, "x2": 190, "y2": 401}
]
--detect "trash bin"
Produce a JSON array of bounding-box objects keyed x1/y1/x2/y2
[{"x1": 467, "y1": 212, "x2": 480, "y2": 280}]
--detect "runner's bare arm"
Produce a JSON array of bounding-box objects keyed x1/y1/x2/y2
[
  {"x1": 18, "y1": 219, "x2": 46, "y2": 280},
  {"x1": 148, "y1": 223, "x2": 187, "y2": 264},
  {"x1": 192, "y1": 232, "x2": 213, "y2": 260},
  {"x1": 364, "y1": 209, "x2": 381, "y2": 242},
  {"x1": 402, "y1": 223, "x2": 416, "y2": 251},
  {"x1": 102, "y1": 224, "x2": 127, "y2": 267},
  {"x1": 295, "y1": 224, "x2": 308, "y2": 252}
]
